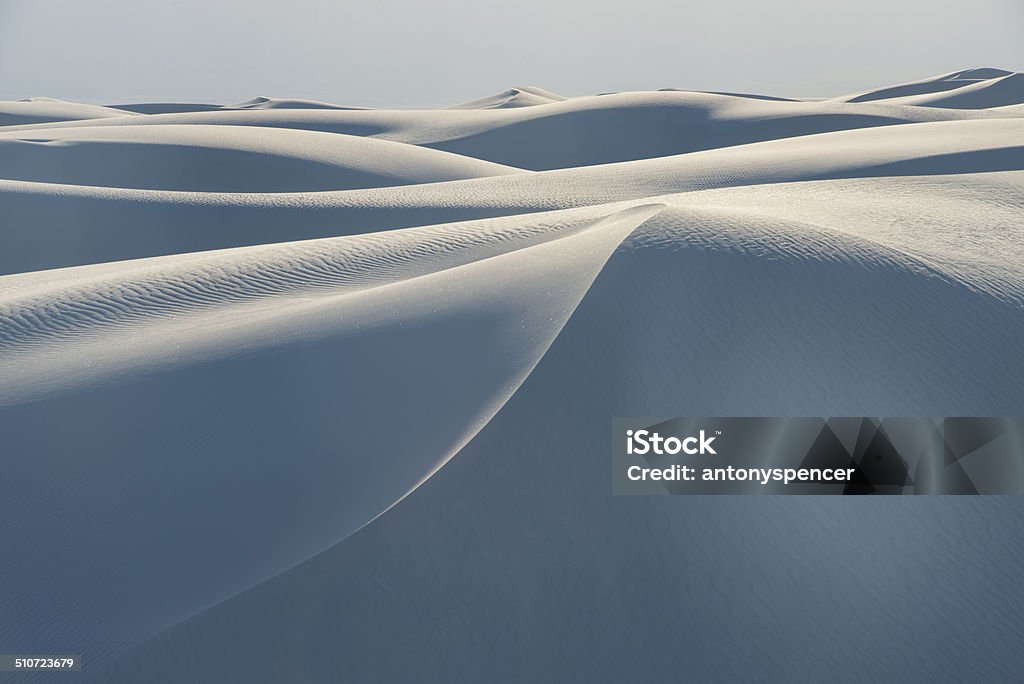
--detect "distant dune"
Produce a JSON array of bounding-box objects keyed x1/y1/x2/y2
[
  {"x1": 2, "y1": 118, "x2": 1020, "y2": 274},
  {"x1": 0, "y1": 97, "x2": 141, "y2": 126},
  {"x1": 225, "y1": 96, "x2": 370, "y2": 111},
  {"x1": 1, "y1": 71, "x2": 1023, "y2": 682},
  {"x1": 108, "y1": 102, "x2": 227, "y2": 114},
  {"x1": 450, "y1": 85, "x2": 568, "y2": 109},
  {"x1": 0, "y1": 124, "x2": 522, "y2": 193},
  {"x1": 838, "y1": 68, "x2": 1024, "y2": 108},
  {"x1": 5, "y1": 87, "x2": 1017, "y2": 170}
]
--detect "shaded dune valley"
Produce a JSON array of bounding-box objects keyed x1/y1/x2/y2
[{"x1": 2, "y1": 68, "x2": 1024, "y2": 682}]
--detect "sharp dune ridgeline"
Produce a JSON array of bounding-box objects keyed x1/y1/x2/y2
[{"x1": 2, "y1": 70, "x2": 1024, "y2": 682}]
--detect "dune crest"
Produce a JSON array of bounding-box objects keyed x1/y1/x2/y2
[
  {"x1": 0, "y1": 97, "x2": 137, "y2": 126},
  {"x1": 450, "y1": 85, "x2": 568, "y2": 109},
  {"x1": 839, "y1": 68, "x2": 1024, "y2": 108},
  {"x1": 0, "y1": 123, "x2": 523, "y2": 193}
]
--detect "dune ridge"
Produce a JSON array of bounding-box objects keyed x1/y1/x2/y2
[
  {"x1": 5, "y1": 88, "x2": 1021, "y2": 170},
  {"x1": 839, "y1": 68, "x2": 1024, "y2": 109},
  {"x1": 2, "y1": 118, "x2": 1022, "y2": 275},
  {"x1": 0, "y1": 97, "x2": 141, "y2": 127},
  {"x1": 0, "y1": 124, "x2": 522, "y2": 192}
]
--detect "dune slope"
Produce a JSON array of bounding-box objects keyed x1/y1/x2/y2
[
  {"x1": 5, "y1": 89, "x2": 1019, "y2": 170},
  {"x1": 2, "y1": 118, "x2": 1022, "y2": 274},
  {"x1": 97, "y1": 202, "x2": 1024, "y2": 683},
  {"x1": 0, "y1": 124, "x2": 521, "y2": 192},
  {"x1": 0, "y1": 97, "x2": 139, "y2": 127},
  {"x1": 839, "y1": 68, "x2": 1024, "y2": 109},
  {"x1": 0, "y1": 203, "x2": 663, "y2": 664}
]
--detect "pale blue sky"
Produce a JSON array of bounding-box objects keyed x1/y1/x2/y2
[{"x1": 1, "y1": 0, "x2": 1021, "y2": 106}]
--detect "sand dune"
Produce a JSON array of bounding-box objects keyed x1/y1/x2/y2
[
  {"x1": 5, "y1": 89, "x2": 1017, "y2": 170},
  {"x1": 2, "y1": 118, "x2": 1021, "y2": 274},
  {"x1": 0, "y1": 203, "x2": 662, "y2": 665},
  {"x1": 109, "y1": 102, "x2": 228, "y2": 114},
  {"x1": 450, "y1": 85, "x2": 567, "y2": 109},
  {"x1": 839, "y1": 68, "x2": 1013, "y2": 102},
  {"x1": 6, "y1": 188, "x2": 1024, "y2": 680},
  {"x1": 226, "y1": 96, "x2": 368, "y2": 110},
  {"x1": 0, "y1": 97, "x2": 140, "y2": 126},
  {"x1": 839, "y1": 68, "x2": 1024, "y2": 109},
  {"x1": 99, "y1": 202, "x2": 1024, "y2": 684},
  {"x1": 1, "y1": 71, "x2": 1023, "y2": 681},
  {"x1": 0, "y1": 124, "x2": 521, "y2": 192}
]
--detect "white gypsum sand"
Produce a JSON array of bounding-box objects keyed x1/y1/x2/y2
[{"x1": 1, "y1": 69, "x2": 1023, "y2": 682}]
